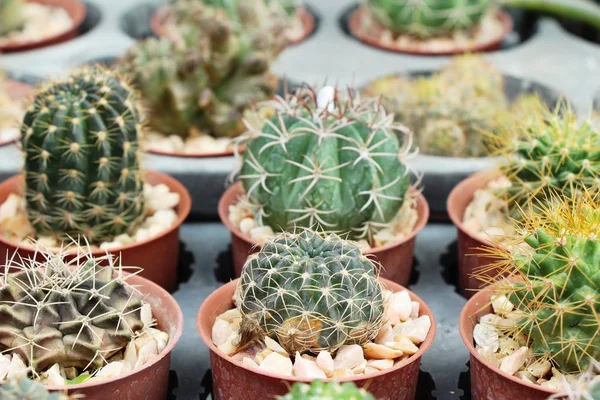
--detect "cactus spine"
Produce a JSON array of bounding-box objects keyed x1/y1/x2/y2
[
  {"x1": 279, "y1": 381, "x2": 375, "y2": 400},
  {"x1": 21, "y1": 66, "x2": 145, "y2": 244}
]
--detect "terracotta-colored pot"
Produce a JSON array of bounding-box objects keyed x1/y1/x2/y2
[
  {"x1": 44, "y1": 272, "x2": 184, "y2": 399},
  {"x1": 0, "y1": 80, "x2": 35, "y2": 147},
  {"x1": 146, "y1": 145, "x2": 235, "y2": 159},
  {"x1": 459, "y1": 288, "x2": 558, "y2": 400},
  {"x1": 348, "y1": 7, "x2": 513, "y2": 56},
  {"x1": 198, "y1": 278, "x2": 436, "y2": 400},
  {"x1": 0, "y1": 0, "x2": 86, "y2": 53},
  {"x1": 0, "y1": 170, "x2": 191, "y2": 291},
  {"x1": 218, "y1": 181, "x2": 430, "y2": 286},
  {"x1": 447, "y1": 170, "x2": 505, "y2": 298}
]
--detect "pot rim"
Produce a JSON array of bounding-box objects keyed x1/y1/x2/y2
[
  {"x1": 218, "y1": 181, "x2": 429, "y2": 256},
  {"x1": 147, "y1": 146, "x2": 235, "y2": 159},
  {"x1": 348, "y1": 7, "x2": 513, "y2": 56},
  {"x1": 0, "y1": 80, "x2": 35, "y2": 148},
  {"x1": 459, "y1": 287, "x2": 559, "y2": 395},
  {"x1": 0, "y1": 170, "x2": 191, "y2": 254},
  {"x1": 41, "y1": 271, "x2": 184, "y2": 391},
  {"x1": 197, "y1": 278, "x2": 437, "y2": 383}
]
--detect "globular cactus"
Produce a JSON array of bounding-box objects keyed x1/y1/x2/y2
[
  {"x1": 237, "y1": 230, "x2": 385, "y2": 355},
  {"x1": 0, "y1": 0, "x2": 25, "y2": 36},
  {"x1": 0, "y1": 243, "x2": 144, "y2": 373},
  {"x1": 0, "y1": 377, "x2": 70, "y2": 400},
  {"x1": 482, "y1": 195, "x2": 600, "y2": 373},
  {"x1": 21, "y1": 66, "x2": 145, "y2": 244},
  {"x1": 365, "y1": 0, "x2": 493, "y2": 37},
  {"x1": 278, "y1": 381, "x2": 375, "y2": 400},
  {"x1": 239, "y1": 85, "x2": 413, "y2": 243}
]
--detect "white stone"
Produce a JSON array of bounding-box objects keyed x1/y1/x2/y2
[
  {"x1": 491, "y1": 295, "x2": 514, "y2": 315},
  {"x1": 135, "y1": 340, "x2": 159, "y2": 369},
  {"x1": 259, "y1": 352, "x2": 293, "y2": 376},
  {"x1": 212, "y1": 319, "x2": 235, "y2": 347},
  {"x1": 293, "y1": 352, "x2": 326, "y2": 379},
  {"x1": 217, "y1": 333, "x2": 239, "y2": 356},
  {"x1": 410, "y1": 301, "x2": 420, "y2": 320},
  {"x1": 316, "y1": 351, "x2": 334, "y2": 377},
  {"x1": 264, "y1": 337, "x2": 287, "y2": 356},
  {"x1": 216, "y1": 309, "x2": 242, "y2": 324},
  {"x1": 499, "y1": 346, "x2": 529, "y2": 375},
  {"x1": 527, "y1": 359, "x2": 551, "y2": 378},
  {"x1": 141, "y1": 303, "x2": 153, "y2": 328},
  {"x1": 316, "y1": 86, "x2": 335, "y2": 112},
  {"x1": 479, "y1": 313, "x2": 502, "y2": 327},
  {"x1": 393, "y1": 315, "x2": 431, "y2": 344},
  {"x1": 333, "y1": 345, "x2": 365, "y2": 371},
  {"x1": 351, "y1": 360, "x2": 367, "y2": 374},
  {"x1": 250, "y1": 226, "x2": 275, "y2": 244},
  {"x1": 239, "y1": 218, "x2": 256, "y2": 235},
  {"x1": 375, "y1": 323, "x2": 394, "y2": 345},
  {"x1": 387, "y1": 291, "x2": 412, "y2": 323},
  {"x1": 7, "y1": 354, "x2": 27, "y2": 380},
  {"x1": 44, "y1": 363, "x2": 65, "y2": 386},
  {"x1": 0, "y1": 354, "x2": 10, "y2": 381},
  {"x1": 332, "y1": 368, "x2": 354, "y2": 378},
  {"x1": 123, "y1": 340, "x2": 137, "y2": 371},
  {"x1": 95, "y1": 361, "x2": 125, "y2": 379},
  {"x1": 473, "y1": 323, "x2": 499, "y2": 353},
  {"x1": 363, "y1": 343, "x2": 403, "y2": 360},
  {"x1": 387, "y1": 335, "x2": 419, "y2": 355},
  {"x1": 242, "y1": 357, "x2": 258, "y2": 368},
  {"x1": 367, "y1": 359, "x2": 394, "y2": 370},
  {"x1": 0, "y1": 194, "x2": 20, "y2": 222}
]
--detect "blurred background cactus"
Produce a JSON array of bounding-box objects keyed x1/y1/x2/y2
[
  {"x1": 0, "y1": 377, "x2": 71, "y2": 400},
  {"x1": 278, "y1": 380, "x2": 375, "y2": 400},
  {"x1": 0, "y1": 0, "x2": 25, "y2": 36},
  {"x1": 22, "y1": 66, "x2": 145, "y2": 244}
]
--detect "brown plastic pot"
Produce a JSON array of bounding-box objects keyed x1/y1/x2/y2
[
  {"x1": 348, "y1": 7, "x2": 512, "y2": 56},
  {"x1": 0, "y1": 0, "x2": 86, "y2": 53},
  {"x1": 218, "y1": 181, "x2": 430, "y2": 286},
  {"x1": 44, "y1": 272, "x2": 184, "y2": 399},
  {"x1": 0, "y1": 170, "x2": 191, "y2": 292},
  {"x1": 0, "y1": 80, "x2": 35, "y2": 147},
  {"x1": 447, "y1": 170, "x2": 505, "y2": 298},
  {"x1": 198, "y1": 278, "x2": 436, "y2": 400},
  {"x1": 459, "y1": 288, "x2": 558, "y2": 400},
  {"x1": 146, "y1": 144, "x2": 235, "y2": 159}
]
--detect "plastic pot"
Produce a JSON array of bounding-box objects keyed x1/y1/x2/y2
[
  {"x1": 0, "y1": 170, "x2": 191, "y2": 292},
  {"x1": 218, "y1": 181, "x2": 429, "y2": 286},
  {"x1": 0, "y1": 0, "x2": 86, "y2": 53},
  {"x1": 459, "y1": 288, "x2": 558, "y2": 400},
  {"x1": 197, "y1": 278, "x2": 436, "y2": 400}
]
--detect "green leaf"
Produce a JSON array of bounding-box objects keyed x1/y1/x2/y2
[{"x1": 66, "y1": 372, "x2": 92, "y2": 385}]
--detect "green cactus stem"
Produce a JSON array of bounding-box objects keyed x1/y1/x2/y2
[{"x1": 279, "y1": 381, "x2": 375, "y2": 400}]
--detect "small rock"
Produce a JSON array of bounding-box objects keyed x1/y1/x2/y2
[
  {"x1": 393, "y1": 315, "x2": 431, "y2": 344},
  {"x1": 387, "y1": 335, "x2": 419, "y2": 355},
  {"x1": 217, "y1": 333, "x2": 239, "y2": 356},
  {"x1": 316, "y1": 351, "x2": 334, "y2": 377},
  {"x1": 363, "y1": 343, "x2": 403, "y2": 360},
  {"x1": 498, "y1": 337, "x2": 521, "y2": 356},
  {"x1": 351, "y1": 360, "x2": 367, "y2": 374},
  {"x1": 216, "y1": 309, "x2": 242, "y2": 324},
  {"x1": 141, "y1": 304, "x2": 153, "y2": 327},
  {"x1": 527, "y1": 359, "x2": 551, "y2": 378},
  {"x1": 135, "y1": 341, "x2": 158, "y2": 369},
  {"x1": 364, "y1": 366, "x2": 379, "y2": 375},
  {"x1": 375, "y1": 323, "x2": 394, "y2": 344},
  {"x1": 387, "y1": 291, "x2": 412, "y2": 323},
  {"x1": 259, "y1": 352, "x2": 293, "y2": 376},
  {"x1": 293, "y1": 352, "x2": 326, "y2": 379},
  {"x1": 492, "y1": 295, "x2": 514, "y2": 315},
  {"x1": 239, "y1": 218, "x2": 256, "y2": 235},
  {"x1": 250, "y1": 226, "x2": 275, "y2": 244},
  {"x1": 332, "y1": 368, "x2": 354, "y2": 378},
  {"x1": 517, "y1": 370, "x2": 536, "y2": 383},
  {"x1": 0, "y1": 354, "x2": 10, "y2": 381},
  {"x1": 0, "y1": 194, "x2": 21, "y2": 221},
  {"x1": 123, "y1": 340, "x2": 137, "y2": 371},
  {"x1": 44, "y1": 363, "x2": 65, "y2": 386},
  {"x1": 410, "y1": 301, "x2": 420, "y2": 320},
  {"x1": 499, "y1": 346, "x2": 529, "y2": 375},
  {"x1": 473, "y1": 323, "x2": 499, "y2": 353},
  {"x1": 212, "y1": 319, "x2": 235, "y2": 347},
  {"x1": 7, "y1": 354, "x2": 27, "y2": 380},
  {"x1": 333, "y1": 345, "x2": 365, "y2": 371},
  {"x1": 242, "y1": 357, "x2": 259, "y2": 368},
  {"x1": 265, "y1": 337, "x2": 287, "y2": 356},
  {"x1": 255, "y1": 349, "x2": 273, "y2": 365},
  {"x1": 367, "y1": 359, "x2": 394, "y2": 370},
  {"x1": 479, "y1": 313, "x2": 501, "y2": 326},
  {"x1": 476, "y1": 347, "x2": 500, "y2": 368},
  {"x1": 95, "y1": 361, "x2": 125, "y2": 379}
]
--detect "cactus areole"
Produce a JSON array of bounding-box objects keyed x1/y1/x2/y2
[
  {"x1": 239, "y1": 85, "x2": 413, "y2": 243},
  {"x1": 21, "y1": 67, "x2": 146, "y2": 244}
]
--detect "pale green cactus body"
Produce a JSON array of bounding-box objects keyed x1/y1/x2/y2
[
  {"x1": 0, "y1": 377, "x2": 70, "y2": 400},
  {"x1": 279, "y1": 381, "x2": 375, "y2": 400}
]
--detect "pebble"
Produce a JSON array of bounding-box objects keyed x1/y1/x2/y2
[
  {"x1": 44, "y1": 364, "x2": 65, "y2": 386},
  {"x1": 363, "y1": 343, "x2": 403, "y2": 360},
  {"x1": 473, "y1": 323, "x2": 499, "y2": 353},
  {"x1": 7, "y1": 354, "x2": 27, "y2": 380},
  {"x1": 212, "y1": 319, "x2": 235, "y2": 347},
  {"x1": 0, "y1": 354, "x2": 10, "y2": 381},
  {"x1": 387, "y1": 335, "x2": 419, "y2": 355},
  {"x1": 375, "y1": 323, "x2": 394, "y2": 344},
  {"x1": 333, "y1": 345, "x2": 365, "y2": 371},
  {"x1": 259, "y1": 352, "x2": 293, "y2": 376},
  {"x1": 499, "y1": 346, "x2": 529, "y2": 375},
  {"x1": 293, "y1": 352, "x2": 326, "y2": 379},
  {"x1": 367, "y1": 359, "x2": 394, "y2": 370},
  {"x1": 393, "y1": 316, "x2": 431, "y2": 344},
  {"x1": 316, "y1": 351, "x2": 334, "y2": 377},
  {"x1": 491, "y1": 295, "x2": 514, "y2": 315},
  {"x1": 94, "y1": 362, "x2": 126, "y2": 380}
]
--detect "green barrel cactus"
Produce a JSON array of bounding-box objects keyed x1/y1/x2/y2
[
  {"x1": 237, "y1": 230, "x2": 385, "y2": 354},
  {"x1": 0, "y1": 377, "x2": 70, "y2": 400},
  {"x1": 366, "y1": 0, "x2": 493, "y2": 37},
  {"x1": 279, "y1": 381, "x2": 375, "y2": 400},
  {"x1": 0, "y1": 243, "x2": 144, "y2": 373},
  {"x1": 0, "y1": 0, "x2": 25, "y2": 36},
  {"x1": 21, "y1": 66, "x2": 145, "y2": 244},
  {"x1": 239, "y1": 85, "x2": 412, "y2": 243}
]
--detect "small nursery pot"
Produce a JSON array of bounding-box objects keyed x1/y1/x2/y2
[
  {"x1": 198, "y1": 278, "x2": 436, "y2": 400},
  {"x1": 347, "y1": 7, "x2": 512, "y2": 56},
  {"x1": 0, "y1": 170, "x2": 191, "y2": 291},
  {"x1": 218, "y1": 181, "x2": 430, "y2": 286},
  {"x1": 0, "y1": 0, "x2": 86, "y2": 53},
  {"x1": 46, "y1": 272, "x2": 184, "y2": 399},
  {"x1": 459, "y1": 288, "x2": 558, "y2": 400},
  {"x1": 447, "y1": 170, "x2": 502, "y2": 298}
]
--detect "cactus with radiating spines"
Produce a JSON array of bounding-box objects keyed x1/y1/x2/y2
[
  {"x1": 239, "y1": 85, "x2": 413, "y2": 244},
  {"x1": 0, "y1": 0, "x2": 25, "y2": 36},
  {"x1": 237, "y1": 230, "x2": 385, "y2": 355},
  {"x1": 21, "y1": 66, "x2": 145, "y2": 244},
  {"x1": 0, "y1": 377, "x2": 71, "y2": 400},
  {"x1": 0, "y1": 243, "x2": 144, "y2": 373},
  {"x1": 279, "y1": 381, "x2": 375, "y2": 400}
]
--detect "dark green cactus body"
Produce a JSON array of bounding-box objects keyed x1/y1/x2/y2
[
  {"x1": 21, "y1": 67, "x2": 145, "y2": 243},
  {"x1": 240, "y1": 86, "x2": 411, "y2": 242},
  {"x1": 237, "y1": 230, "x2": 384, "y2": 354},
  {"x1": 367, "y1": 0, "x2": 493, "y2": 37},
  {"x1": 279, "y1": 381, "x2": 375, "y2": 400},
  {"x1": 0, "y1": 378, "x2": 69, "y2": 400}
]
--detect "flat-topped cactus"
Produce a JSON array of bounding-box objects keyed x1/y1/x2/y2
[
  {"x1": 279, "y1": 381, "x2": 375, "y2": 400},
  {"x1": 0, "y1": 377, "x2": 70, "y2": 400},
  {"x1": 21, "y1": 66, "x2": 145, "y2": 244},
  {"x1": 0, "y1": 0, "x2": 25, "y2": 36}
]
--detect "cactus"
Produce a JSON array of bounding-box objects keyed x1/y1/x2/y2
[
  {"x1": 21, "y1": 66, "x2": 145, "y2": 244},
  {"x1": 0, "y1": 242, "x2": 144, "y2": 373},
  {"x1": 239, "y1": 85, "x2": 413, "y2": 243},
  {"x1": 0, "y1": 377, "x2": 71, "y2": 400},
  {"x1": 482, "y1": 195, "x2": 600, "y2": 373},
  {"x1": 278, "y1": 381, "x2": 375, "y2": 400},
  {"x1": 0, "y1": 0, "x2": 25, "y2": 37},
  {"x1": 237, "y1": 230, "x2": 385, "y2": 355},
  {"x1": 365, "y1": 0, "x2": 493, "y2": 37}
]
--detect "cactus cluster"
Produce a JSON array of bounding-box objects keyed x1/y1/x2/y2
[
  {"x1": 21, "y1": 66, "x2": 145, "y2": 244},
  {"x1": 0, "y1": 243, "x2": 145, "y2": 374},
  {"x1": 279, "y1": 381, "x2": 375, "y2": 400},
  {"x1": 0, "y1": 377, "x2": 70, "y2": 400},
  {"x1": 0, "y1": 0, "x2": 25, "y2": 36},
  {"x1": 237, "y1": 230, "x2": 385, "y2": 355},
  {"x1": 482, "y1": 195, "x2": 600, "y2": 373},
  {"x1": 239, "y1": 85, "x2": 413, "y2": 243}
]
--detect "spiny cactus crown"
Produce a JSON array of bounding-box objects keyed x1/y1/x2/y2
[
  {"x1": 278, "y1": 381, "x2": 375, "y2": 400},
  {"x1": 366, "y1": 0, "x2": 493, "y2": 37},
  {"x1": 237, "y1": 230, "x2": 385, "y2": 355},
  {"x1": 0, "y1": 377, "x2": 71, "y2": 400},
  {"x1": 0, "y1": 0, "x2": 25, "y2": 36},
  {"x1": 0, "y1": 242, "x2": 144, "y2": 374},
  {"x1": 482, "y1": 195, "x2": 600, "y2": 373},
  {"x1": 21, "y1": 66, "x2": 145, "y2": 244},
  {"x1": 239, "y1": 85, "x2": 414, "y2": 243}
]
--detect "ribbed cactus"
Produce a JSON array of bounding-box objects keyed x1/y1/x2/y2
[
  {"x1": 366, "y1": 0, "x2": 493, "y2": 37},
  {"x1": 0, "y1": 243, "x2": 144, "y2": 373},
  {"x1": 21, "y1": 66, "x2": 145, "y2": 244},
  {"x1": 279, "y1": 381, "x2": 375, "y2": 400},
  {"x1": 483, "y1": 195, "x2": 600, "y2": 373},
  {"x1": 0, "y1": 0, "x2": 25, "y2": 36},
  {"x1": 239, "y1": 85, "x2": 412, "y2": 243},
  {"x1": 237, "y1": 230, "x2": 385, "y2": 354},
  {"x1": 0, "y1": 378, "x2": 70, "y2": 400}
]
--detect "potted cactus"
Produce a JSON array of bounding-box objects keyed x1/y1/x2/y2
[
  {"x1": 219, "y1": 84, "x2": 429, "y2": 285},
  {"x1": 0, "y1": 66, "x2": 191, "y2": 291},
  {"x1": 0, "y1": 241, "x2": 183, "y2": 399},
  {"x1": 459, "y1": 194, "x2": 600, "y2": 400},
  {"x1": 197, "y1": 230, "x2": 436, "y2": 400},
  {"x1": 279, "y1": 381, "x2": 375, "y2": 399},
  {"x1": 0, "y1": 0, "x2": 86, "y2": 53},
  {"x1": 447, "y1": 104, "x2": 600, "y2": 296}
]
